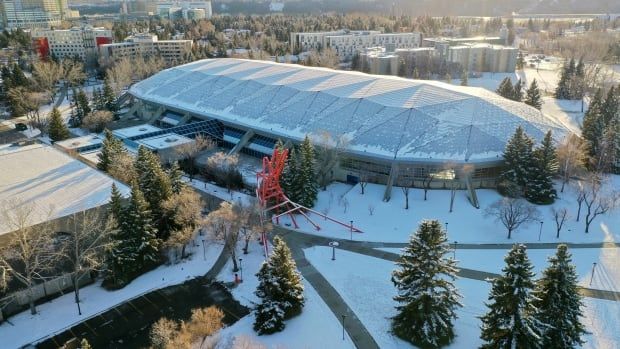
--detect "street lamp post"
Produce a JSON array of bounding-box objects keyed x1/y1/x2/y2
[
  {"x1": 445, "y1": 222, "x2": 448, "y2": 234},
  {"x1": 538, "y1": 221, "x2": 544, "y2": 241},
  {"x1": 239, "y1": 258, "x2": 243, "y2": 282},
  {"x1": 590, "y1": 262, "x2": 597, "y2": 286},
  {"x1": 329, "y1": 241, "x2": 339, "y2": 261},
  {"x1": 350, "y1": 220, "x2": 353, "y2": 241},
  {"x1": 202, "y1": 239, "x2": 206, "y2": 261},
  {"x1": 341, "y1": 314, "x2": 347, "y2": 340},
  {"x1": 453, "y1": 241, "x2": 457, "y2": 259}
]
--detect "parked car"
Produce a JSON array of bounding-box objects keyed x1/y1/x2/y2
[{"x1": 14, "y1": 122, "x2": 27, "y2": 131}]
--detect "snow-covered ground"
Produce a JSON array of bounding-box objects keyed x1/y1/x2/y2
[
  {"x1": 278, "y1": 176, "x2": 620, "y2": 244},
  {"x1": 187, "y1": 177, "x2": 254, "y2": 206},
  {"x1": 305, "y1": 246, "x2": 620, "y2": 349},
  {"x1": 0, "y1": 239, "x2": 223, "y2": 349},
  {"x1": 450, "y1": 72, "x2": 518, "y2": 91},
  {"x1": 215, "y1": 241, "x2": 355, "y2": 348},
  {"x1": 378, "y1": 247, "x2": 619, "y2": 293}
]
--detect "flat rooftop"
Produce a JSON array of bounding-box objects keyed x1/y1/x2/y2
[
  {"x1": 112, "y1": 124, "x2": 162, "y2": 139},
  {"x1": 0, "y1": 144, "x2": 130, "y2": 235},
  {"x1": 55, "y1": 134, "x2": 103, "y2": 150},
  {"x1": 138, "y1": 134, "x2": 194, "y2": 150}
]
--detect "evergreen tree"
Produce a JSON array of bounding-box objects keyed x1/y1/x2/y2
[
  {"x1": 496, "y1": 77, "x2": 515, "y2": 100},
  {"x1": 97, "y1": 129, "x2": 126, "y2": 172},
  {"x1": 524, "y1": 79, "x2": 543, "y2": 110},
  {"x1": 253, "y1": 236, "x2": 304, "y2": 335},
  {"x1": 107, "y1": 183, "x2": 160, "y2": 287},
  {"x1": 48, "y1": 107, "x2": 70, "y2": 142},
  {"x1": 512, "y1": 80, "x2": 523, "y2": 102},
  {"x1": 93, "y1": 88, "x2": 104, "y2": 111},
  {"x1": 480, "y1": 244, "x2": 543, "y2": 349},
  {"x1": 581, "y1": 89, "x2": 605, "y2": 164},
  {"x1": 391, "y1": 220, "x2": 461, "y2": 348},
  {"x1": 80, "y1": 338, "x2": 92, "y2": 349},
  {"x1": 135, "y1": 146, "x2": 173, "y2": 237},
  {"x1": 75, "y1": 89, "x2": 91, "y2": 124},
  {"x1": 533, "y1": 245, "x2": 586, "y2": 349},
  {"x1": 11, "y1": 63, "x2": 29, "y2": 88},
  {"x1": 601, "y1": 86, "x2": 619, "y2": 125},
  {"x1": 168, "y1": 161, "x2": 185, "y2": 194},
  {"x1": 108, "y1": 183, "x2": 124, "y2": 224},
  {"x1": 297, "y1": 136, "x2": 318, "y2": 208},
  {"x1": 555, "y1": 63, "x2": 572, "y2": 99},
  {"x1": 516, "y1": 52, "x2": 525, "y2": 70},
  {"x1": 102, "y1": 78, "x2": 117, "y2": 112},
  {"x1": 281, "y1": 147, "x2": 300, "y2": 201},
  {"x1": 526, "y1": 131, "x2": 558, "y2": 204},
  {"x1": 500, "y1": 126, "x2": 535, "y2": 191}
]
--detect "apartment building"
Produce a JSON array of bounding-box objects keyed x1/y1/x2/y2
[
  {"x1": 0, "y1": 0, "x2": 76, "y2": 29},
  {"x1": 447, "y1": 44, "x2": 517, "y2": 73},
  {"x1": 99, "y1": 34, "x2": 192, "y2": 65},
  {"x1": 32, "y1": 26, "x2": 112, "y2": 61},
  {"x1": 290, "y1": 30, "x2": 422, "y2": 61},
  {"x1": 156, "y1": 1, "x2": 212, "y2": 20}
]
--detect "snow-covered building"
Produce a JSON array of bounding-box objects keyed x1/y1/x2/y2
[
  {"x1": 31, "y1": 26, "x2": 112, "y2": 61},
  {"x1": 0, "y1": 143, "x2": 129, "y2": 236},
  {"x1": 128, "y1": 58, "x2": 571, "y2": 193}
]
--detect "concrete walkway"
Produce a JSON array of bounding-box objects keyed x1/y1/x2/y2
[{"x1": 274, "y1": 228, "x2": 380, "y2": 349}]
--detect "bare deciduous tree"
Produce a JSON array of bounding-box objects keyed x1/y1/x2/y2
[
  {"x1": 574, "y1": 181, "x2": 587, "y2": 222},
  {"x1": 205, "y1": 202, "x2": 242, "y2": 272},
  {"x1": 175, "y1": 134, "x2": 216, "y2": 178},
  {"x1": 0, "y1": 201, "x2": 58, "y2": 315},
  {"x1": 582, "y1": 175, "x2": 620, "y2": 233},
  {"x1": 551, "y1": 207, "x2": 570, "y2": 238},
  {"x1": 368, "y1": 204, "x2": 375, "y2": 216},
  {"x1": 32, "y1": 60, "x2": 63, "y2": 98},
  {"x1": 399, "y1": 178, "x2": 413, "y2": 210},
  {"x1": 59, "y1": 209, "x2": 116, "y2": 315},
  {"x1": 235, "y1": 199, "x2": 269, "y2": 255},
  {"x1": 485, "y1": 198, "x2": 540, "y2": 239},
  {"x1": 556, "y1": 133, "x2": 586, "y2": 193},
  {"x1": 358, "y1": 170, "x2": 369, "y2": 195},
  {"x1": 83, "y1": 110, "x2": 113, "y2": 133},
  {"x1": 311, "y1": 131, "x2": 348, "y2": 190},
  {"x1": 108, "y1": 151, "x2": 137, "y2": 184},
  {"x1": 423, "y1": 173, "x2": 434, "y2": 201}
]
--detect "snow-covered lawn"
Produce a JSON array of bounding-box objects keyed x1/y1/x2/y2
[
  {"x1": 450, "y1": 72, "x2": 517, "y2": 91},
  {"x1": 278, "y1": 176, "x2": 620, "y2": 244},
  {"x1": 378, "y1": 247, "x2": 619, "y2": 292},
  {"x1": 541, "y1": 97, "x2": 584, "y2": 133},
  {"x1": 0, "y1": 240, "x2": 223, "y2": 349},
  {"x1": 305, "y1": 246, "x2": 620, "y2": 349},
  {"x1": 187, "y1": 177, "x2": 254, "y2": 206},
  {"x1": 215, "y1": 241, "x2": 355, "y2": 348}
]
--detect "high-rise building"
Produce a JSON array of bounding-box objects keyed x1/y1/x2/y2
[{"x1": 0, "y1": 0, "x2": 72, "y2": 29}]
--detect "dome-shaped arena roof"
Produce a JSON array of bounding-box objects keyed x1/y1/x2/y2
[{"x1": 130, "y1": 58, "x2": 571, "y2": 163}]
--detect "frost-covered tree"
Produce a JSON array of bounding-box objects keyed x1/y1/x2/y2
[
  {"x1": 480, "y1": 244, "x2": 543, "y2": 349},
  {"x1": 391, "y1": 220, "x2": 461, "y2": 348},
  {"x1": 97, "y1": 129, "x2": 126, "y2": 172},
  {"x1": 253, "y1": 236, "x2": 304, "y2": 335},
  {"x1": 48, "y1": 107, "x2": 70, "y2": 142},
  {"x1": 485, "y1": 198, "x2": 540, "y2": 239},
  {"x1": 582, "y1": 89, "x2": 605, "y2": 166},
  {"x1": 500, "y1": 126, "x2": 535, "y2": 193},
  {"x1": 106, "y1": 184, "x2": 160, "y2": 287},
  {"x1": 526, "y1": 131, "x2": 558, "y2": 204},
  {"x1": 524, "y1": 79, "x2": 543, "y2": 110},
  {"x1": 298, "y1": 136, "x2": 318, "y2": 207},
  {"x1": 601, "y1": 86, "x2": 618, "y2": 126},
  {"x1": 496, "y1": 77, "x2": 515, "y2": 100},
  {"x1": 533, "y1": 245, "x2": 586, "y2": 349},
  {"x1": 168, "y1": 161, "x2": 185, "y2": 194},
  {"x1": 135, "y1": 146, "x2": 173, "y2": 237},
  {"x1": 512, "y1": 80, "x2": 523, "y2": 102}
]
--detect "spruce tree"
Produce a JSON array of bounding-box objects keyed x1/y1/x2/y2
[
  {"x1": 168, "y1": 161, "x2": 185, "y2": 194},
  {"x1": 75, "y1": 89, "x2": 91, "y2": 124},
  {"x1": 281, "y1": 147, "x2": 300, "y2": 202},
  {"x1": 581, "y1": 89, "x2": 605, "y2": 164},
  {"x1": 48, "y1": 107, "x2": 70, "y2": 142},
  {"x1": 253, "y1": 236, "x2": 304, "y2": 334},
  {"x1": 496, "y1": 77, "x2": 515, "y2": 99},
  {"x1": 555, "y1": 63, "x2": 572, "y2": 99},
  {"x1": 135, "y1": 146, "x2": 173, "y2": 237},
  {"x1": 103, "y1": 78, "x2": 117, "y2": 112},
  {"x1": 500, "y1": 126, "x2": 535, "y2": 192},
  {"x1": 108, "y1": 183, "x2": 124, "y2": 224},
  {"x1": 516, "y1": 52, "x2": 525, "y2": 70},
  {"x1": 297, "y1": 136, "x2": 318, "y2": 208},
  {"x1": 97, "y1": 129, "x2": 126, "y2": 172},
  {"x1": 526, "y1": 131, "x2": 558, "y2": 204},
  {"x1": 480, "y1": 244, "x2": 543, "y2": 349},
  {"x1": 391, "y1": 220, "x2": 461, "y2": 348},
  {"x1": 512, "y1": 80, "x2": 523, "y2": 102},
  {"x1": 524, "y1": 79, "x2": 543, "y2": 110},
  {"x1": 533, "y1": 245, "x2": 586, "y2": 349},
  {"x1": 601, "y1": 86, "x2": 619, "y2": 125},
  {"x1": 108, "y1": 183, "x2": 160, "y2": 286}
]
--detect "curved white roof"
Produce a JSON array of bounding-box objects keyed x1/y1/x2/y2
[{"x1": 130, "y1": 58, "x2": 570, "y2": 163}]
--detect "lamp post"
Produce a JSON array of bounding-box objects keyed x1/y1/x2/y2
[
  {"x1": 453, "y1": 241, "x2": 457, "y2": 259},
  {"x1": 341, "y1": 314, "x2": 347, "y2": 340},
  {"x1": 350, "y1": 220, "x2": 353, "y2": 241},
  {"x1": 589, "y1": 262, "x2": 597, "y2": 286},
  {"x1": 445, "y1": 222, "x2": 449, "y2": 234},
  {"x1": 202, "y1": 239, "x2": 206, "y2": 261},
  {"x1": 538, "y1": 221, "x2": 544, "y2": 241},
  {"x1": 239, "y1": 258, "x2": 243, "y2": 282},
  {"x1": 329, "y1": 241, "x2": 339, "y2": 261}
]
